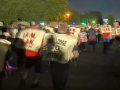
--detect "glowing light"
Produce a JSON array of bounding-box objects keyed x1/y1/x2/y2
[{"x1": 66, "y1": 13, "x2": 70, "y2": 16}]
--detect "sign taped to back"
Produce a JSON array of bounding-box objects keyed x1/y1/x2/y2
[
  {"x1": 116, "y1": 28, "x2": 120, "y2": 35},
  {"x1": 101, "y1": 25, "x2": 111, "y2": 33},
  {"x1": 111, "y1": 28, "x2": 116, "y2": 35},
  {"x1": 18, "y1": 29, "x2": 45, "y2": 52}
]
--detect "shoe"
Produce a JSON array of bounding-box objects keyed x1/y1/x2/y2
[
  {"x1": 31, "y1": 83, "x2": 39, "y2": 88},
  {"x1": 20, "y1": 79, "x2": 25, "y2": 86}
]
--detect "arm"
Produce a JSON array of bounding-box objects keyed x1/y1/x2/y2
[
  {"x1": 87, "y1": 30, "x2": 89, "y2": 35},
  {"x1": 73, "y1": 46, "x2": 79, "y2": 58},
  {"x1": 78, "y1": 35, "x2": 80, "y2": 45},
  {"x1": 95, "y1": 30, "x2": 98, "y2": 35}
]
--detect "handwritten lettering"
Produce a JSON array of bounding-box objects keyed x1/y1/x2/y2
[
  {"x1": 26, "y1": 33, "x2": 28, "y2": 37},
  {"x1": 30, "y1": 33, "x2": 36, "y2": 39},
  {"x1": 22, "y1": 32, "x2": 36, "y2": 48},
  {"x1": 73, "y1": 29, "x2": 75, "y2": 32},
  {"x1": 70, "y1": 32, "x2": 74, "y2": 35},
  {"x1": 57, "y1": 39, "x2": 67, "y2": 46},
  {"x1": 23, "y1": 32, "x2": 36, "y2": 38},
  {"x1": 117, "y1": 29, "x2": 120, "y2": 34},
  {"x1": 103, "y1": 25, "x2": 111, "y2": 32},
  {"x1": 47, "y1": 52, "x2": 63, "y2": 61}
]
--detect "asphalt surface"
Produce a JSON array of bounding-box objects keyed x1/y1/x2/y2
[{"x1": 3, "y1": 40, "x2": 120, "y2": 90}]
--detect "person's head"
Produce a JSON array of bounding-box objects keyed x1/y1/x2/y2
[
  {"x1": 17, "y1": 24, "x2": 26, "y2": 30},
  {"x1": 31, "y1": 21, "x2": 39, "y2": 29},
  {"x1": 58, "y1": 21, "x2": 68, "y2": 33},
  {"x1": 103, "y1": 22, "x2": 107, "y2": 26},
  {"x1": 91, "y1": 24, "x2": 95, "y2": 29},
  {"x1": 87, "y1": 23, "x2": 90, "y2": 26},
  {"x1": 47, "y1": 23, "x2": 51, "y2": 27},
  {"x1": 81, "y1": 27, "x2": 85, "y2": 31}
]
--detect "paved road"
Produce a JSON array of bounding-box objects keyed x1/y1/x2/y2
[{"x1": 3, "y1": 41, "x2": 120, "y2": 90}]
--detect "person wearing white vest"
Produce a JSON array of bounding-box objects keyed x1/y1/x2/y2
[
  {"x1": 69, "y1": 22, "x2": 81, "y2": 48},
  {"x1": 17, "y1": 21, "x2": 46, "y2": 88},
  {"x1": 42, "y1": 22, "x2": 79, "y2": 90},
  {"x1": 69, "y1": 22, "x2": 80, "y2": 39},
  {"x1": 0, "y1": 34, "x2": 12, "y2": 90}
]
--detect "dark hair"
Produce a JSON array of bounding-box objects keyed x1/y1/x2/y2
[{"x1": 2, "y1": 26, "x2": 7, "y2": 32}]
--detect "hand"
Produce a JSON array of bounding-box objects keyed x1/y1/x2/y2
[{"x1": 78, "y1": 43, "x2": 80, "y2": 45}]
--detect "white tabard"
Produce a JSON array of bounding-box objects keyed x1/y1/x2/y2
[
  {"x1": 101, "y1": 25, "x2": 111, "y2": 33},
  {"x1": 17, "y1": 28, "x2": 46, "y2": 52},
  {"x1": 42, "y1": 33, "x2": 77, "y2": 63},
  {"x1": 0, "y1": 39, "x2": 11, "y2": 71},
  {"x1": 69, "y1": 27, "x2": 80, "y2": 39},
  {"x1": 11, "y1": 28, "x2": 18, "y2": 38},
  {"x1": 86, "y1": 26, "x2": 91, "y2": 31},
  {"x1": 111, "y1": 28, "x2": 116, "y2": 36},
  {"x1": 115, "y1": 28, "x2": 120, "y2": 35}
]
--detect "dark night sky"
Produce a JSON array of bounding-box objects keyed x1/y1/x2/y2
[{"x1": 42, "y1": 0, "x2": 120, "y2": 21}]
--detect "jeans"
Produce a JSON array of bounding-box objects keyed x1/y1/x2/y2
[{"x1": 103, "y1": 37, "x2": 110, "y2": 42}]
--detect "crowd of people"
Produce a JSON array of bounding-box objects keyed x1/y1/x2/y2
[{"x1": 0, "y1": 21, "x2": 120, "y2": 90}]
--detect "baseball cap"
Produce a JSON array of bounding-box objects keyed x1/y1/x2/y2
[
  {"x1": 31, "y1": 21, "x2": 39, "y2": 26},
  {"x1": 71, "y1": 21, "x2": 76, "y2": 25}
]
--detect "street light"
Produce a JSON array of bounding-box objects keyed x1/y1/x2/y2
[{"x1": 66, "y1": 13, "x2": 70, "y2": 24}]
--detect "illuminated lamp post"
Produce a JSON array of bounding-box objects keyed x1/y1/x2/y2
[{"x1": 66, "y1": 13, "x2": 70, "y2": 24}]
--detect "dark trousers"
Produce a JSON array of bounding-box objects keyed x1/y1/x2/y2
[
  {"x1": 0, "y1": 71, "x2": 5, "y2": 90},
  {"x1": 78, "y1": 42, "x2": 85, "y2": 50},
  {"x1": 50, "y1": 61, "x2": 70, "y2": 90},
  {"x1": 103, "y1": 42, "x2": 109, "y2": 53},
  {"x1": 17, "y1": 49, "x2": 26, "y2": 71},
  {"x1": 98, "y1": 34, "x2": 101, "y2": 43},
  {"x1": 88, "y1": 41, "x2": 96, "y2": 52},
  {"x1": 110, "y1": 39, "x2": 114, "y2": 45},
  {"x1": 116, "y1": 36, "x2": 120, "y2": 41},
  {"x1": 109, "y1": 38, "x2": 115, "y2": 50}
]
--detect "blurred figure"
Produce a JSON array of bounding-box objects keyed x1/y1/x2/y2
[
  {"x1": 78, "y1": 27, "x2": 87, "y2": 52},
  {"x1": 95, "y1": 25, "x2": 99, "y2": 43},
  {"x1": 88, "y1": 24, "x2": 98, "y2": 52},
  {"x1": 44, "y1": 23, "x2": 55, "y2": 33},
  {"x1": 42, "y1": 21, "x2": 79, "y2": 90},
  {"x1": 15, "y1": 24, "x2": 27, "y2": 73},
  {"x1": 16, "y1": 24, "x2": 26, "y2": 37},
  {"x1": 69, "y1": 22, "x2": 81, "y2": 46},
  {"x1": 102, "y1": 23, "x2": 111, "y2": 54},
  {"x1": 0, "y1": 29, "x2": 13, "y2": 90},
  {"x1": 0, "y1": 39, "x2": 11, "y2": 90},
  {"x1": 17, "y1": 21, "x2": 46, "y2": 88},
  {"x1": 97, "y1": 24, "x2": 101, "y2": 44}
]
